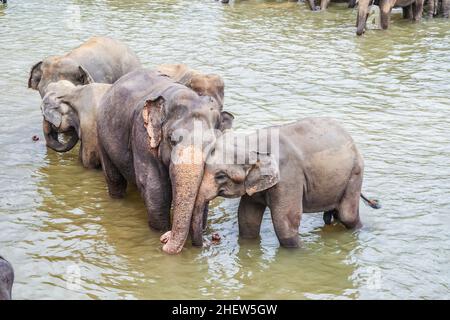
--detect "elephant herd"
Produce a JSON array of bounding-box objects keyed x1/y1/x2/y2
[
  {"x1": 0, "y1": 36, "x2": 382, "y2": 299},
  {"x1": 220, "y1": 0, "x2": 449, "y2": 35}
]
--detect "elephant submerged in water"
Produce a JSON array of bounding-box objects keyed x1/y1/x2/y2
[
  {"x1": 162, "y1": 118, "x2": 380, "y2": 251},
  {"x1": 0, "y1": 256, "x2": 13, "y2": 300},
  {"x1": 40, "y1": 65, "x2": 226, "y2": 169},
  {"x1": 96, "y1": 69, "x2": 233, "y2": 254},
  {"x1": 28, "y1": 36, "x2": 141, "y2": 98},
  {"x1": 356, "y1": 0, "x2": 424, "y2": 35}
]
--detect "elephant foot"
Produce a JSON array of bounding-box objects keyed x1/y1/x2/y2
[
  {"x1": 160, "y1": 231, "x2": 171, "y2": 244},
  {"x1": 279, "y1": 236, "x2": 300, "y2": 248}
]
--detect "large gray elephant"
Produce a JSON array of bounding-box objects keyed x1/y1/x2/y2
[
  {"x1": 0, "y1": 256, "x2": 13, "y2": 300},
  {"x1": 96, "y1": 69, "x2": 233, "y2": 254},
  {"x1": 40, "y1": 65, "x2": 226, "y2": 169},
  {"x1": 161, "y1": 118, "x2": 379, "y2": 250},
  {"x1": 427, "y1": 0, "x2": 450, "y2": 17},
  {"x1": 356, "y1": 0, "x2": 424, "y2": 35},
  {"x1": 28, "y1": 36, "x2": 141, "y2": 98}
]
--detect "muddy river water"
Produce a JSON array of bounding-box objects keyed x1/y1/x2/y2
[{"x1": 0, "y1": 0, "x2": 449, "y2": 299}]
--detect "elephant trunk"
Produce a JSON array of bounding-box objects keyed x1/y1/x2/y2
[
  {"x1": 43, "y1": 119, "x2": 79, "y2": 152},
  {"x1": 162, "y1": 145, "x2": 205, "y2": 254}
]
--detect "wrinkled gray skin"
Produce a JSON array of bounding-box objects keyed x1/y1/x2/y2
[
  {"x1": 0, "y1": 256, "x2": 14, "y2": 300},
  {"x1": 30, "y1": 37, "x2": 141, "y2": 152},
  {"x1": 427, "y1": 0, "x2": 450, "y2": 17},
  {"x1": 41, "y1": 81, "x2": 112, "y2": 168},
  {"x1": 41, "y1": 65, "x2": 225, "y2": 169},
  {"x1": 97, "y1": 69, "x2": 233, "y2": 255},
  {"x1": 356, "y1": 0, "x2": 424, "y2": 35},
  {"x1": 166, "y1": 118, "x2": 368, "y2": 249}
]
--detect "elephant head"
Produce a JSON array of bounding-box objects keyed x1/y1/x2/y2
[
  {"x1": 141, "y1": 83, "x2": 234, "y2": 254},
  {"x1": 161, "y1": 131, "x2": 280, "y2": 248},
  {"x1": 0, "y1": 256, "x2": 14, "y2": 300},
  {"x1": 41, "y1": 80, "x2": 111, "y2": 167},
  {"x1": 28, "y1": 57, "x2": 94, "y2": 98},
  {"x1": 157, "y1": 64, "x2": 225, "y2": 107},
  {"x1": 41, "y1": 81, "x2": 81, "y2": 153}
]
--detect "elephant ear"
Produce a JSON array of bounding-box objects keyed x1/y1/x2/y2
[
  {"x1": 142, "y1": 96, "x2": 166, "y2": 149},
  {"x1": 219, "y1": 111, "x2": 234, "y2": 131},
  {"x1": 78, "y1": 66, "x2": 94, "y2": 85},
  {"x1": 245, "y1": 152, "x2": 280, "y2": 196},
  {"x1": 28, "y1": 61, "x2": 43, "y2": 90}
]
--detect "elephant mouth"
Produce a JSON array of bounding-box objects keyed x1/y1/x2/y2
[{"x1": 43, "y1": 119, "x2": 79, "y2": 152}]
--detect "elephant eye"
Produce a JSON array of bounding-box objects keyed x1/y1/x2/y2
[{"x1": 215, "y1": 172, "x2": 228, "y2": 183}]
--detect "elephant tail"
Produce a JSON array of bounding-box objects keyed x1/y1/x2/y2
[{"x1": 360, "y1": 193, "x2": 381, "y2": 209}]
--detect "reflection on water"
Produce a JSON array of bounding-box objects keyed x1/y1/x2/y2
[{"x1": 0, "y1": 0, "x2": 449, "y2": 299}]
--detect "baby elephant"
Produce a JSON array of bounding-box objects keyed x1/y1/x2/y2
[
  {"x1": 162, "y1": 117, "x2": 379, "y2": 249},
  {"x1": 0, "y1": 256, "x2": 14, "y2": 300}
]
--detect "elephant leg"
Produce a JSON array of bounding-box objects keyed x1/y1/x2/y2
[
  {"x1": 337, "y1": 169, "x2": 363, "y2": 229},
  {"x1": 268, "y1": 185, "x2": 302, "y2": 248},
  {"x1": 442, "y1": 0, "x2": 449, "y2": 18},
  {"x1": 141, "y1": 177, "x2": 172, "y2": 231},
  {"x1": 238, "y1": 194, "x2": 267, "y2": 239},
  {"x1": 99, "y1": 145, "x2": 127, "y2": 198},
  {"x1": 412, "y1": 0, "x2": 424, "y2": 22},
  {"x1": 320, "y1": 0, "x2": 331, "y2": 10},
  {"x1": 403, "y1": 4, "x2": 413, "y2": 19},
  {"x1": 307, "y1": 0, "x2": 319, "y2": 11},
  {"x1": 134, "y1": 159, "x2": 172, "y2": 231},
  {"x1": 428, "y1": 0, "x2": 436, "y2": 17},
  {"x1": 380, "y1": 2, "x2": 392, "y2": 29}
]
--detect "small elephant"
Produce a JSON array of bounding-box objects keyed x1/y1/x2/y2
[
  {"x1": 40, "y1": 65, "x2": 226, "y2": 169},
  {"x1": 97, "y1": 69, "x2": 233, "y2": 254},
  {"x1": 41, "y1": 80, "x2": 111, "y2": 167},
  {"x1": 356, "y1": 0, "x2": 424, "y2": 35},
  {"x1": 0, "y1": 256, "x2": 14, "y2": 300},
  {"x1": 28, "y1": 36, "x2": 141, "y2": 98},
  {"x1": 162, "y1": 118, "x2": 379, "y2": 250},
  {"x1": 427, "y1": 0, "x2": 450, "y2": 17}
]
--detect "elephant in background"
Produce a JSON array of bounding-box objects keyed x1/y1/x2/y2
[
  {"x1": 427, "y1": 0, "x2": 450, "y2": 17},
  {"x1": 40, "y1": 65, "x2": 226, "y2": 170},
  {"x1": 161, "y1": 118, "x2": 380, "y2": 250},
  {"x1": 0, "y1": 256, "x2": 13, "y2": 300},
  {"x1": 96, "y1": 69, "x2": 233, "y2": 254},
  {"x1": 28, "y1": 36, "x2": 141, "y2": 98},
  {"x1": 356, "y1": 0, "x2": 424, "y2": 35}
]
